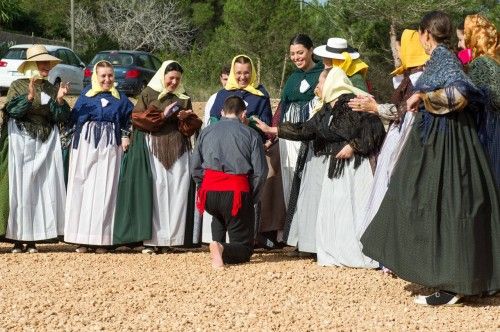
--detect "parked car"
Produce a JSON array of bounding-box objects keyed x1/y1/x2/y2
[
  {"x1": 0, "y1": 44, "x2": 85, "y2": 95},
  {"x1": 83, "y1": 50, "x2": 162, "y2": 96}
]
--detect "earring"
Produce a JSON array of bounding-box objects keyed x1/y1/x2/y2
[{"x1": 424, "y1": 43, "x2": 431, "y2": 52}]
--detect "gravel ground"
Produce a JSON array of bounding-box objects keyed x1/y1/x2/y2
[
  {"x1": 0, "y1": 97, "x2": 499, "y2": 331},
  {"x1": 0, "y1": 243, "x2": 498, "y2": 331}
]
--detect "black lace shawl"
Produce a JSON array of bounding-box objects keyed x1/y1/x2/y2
[{"x1": 278, "y1": 94, "x2": 385, "y2": 178}]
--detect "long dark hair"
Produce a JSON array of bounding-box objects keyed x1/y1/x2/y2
[{"x1": 419, "y1": 11, "x2": 452, "y2": 44}]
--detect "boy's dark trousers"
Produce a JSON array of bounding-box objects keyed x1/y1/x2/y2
[{"x1": 205, "y1": 191, "x2": 254, "y2": 264}]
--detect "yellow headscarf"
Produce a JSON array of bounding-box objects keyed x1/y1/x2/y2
[
  {"x1": 312, "y1": 67, "x2": 371, "y2": 115},
  {"x1": 147, "y1": 60, "x2": 189, "y2": 101},
  {"x1": 333, "y1": 52, "x2": 369, "y2": 77},
  {"x1": 391, "y1": 29, "x2": 429, "y2": 76},
  {"x1": 85, "y1": 61, "x2": 120, "y2": 99},
  {"x1": 21, "y1": 62, "x2": 47, "y2": 80},
  {"x1": 225, "y1": 55, "x2": 264, "y2": 97}
]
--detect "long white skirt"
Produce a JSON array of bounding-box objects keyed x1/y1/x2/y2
[
  {"x1": 6, "y1": 119, "x2": 66, "y2": 241},
  {"x1": 286, "y1": 143, "x2": 328, "y2": 253},
  {"x1": 64, "y1": 122, "x2": 122, "y2": 246},
  {"x1": 316, "y1": 158, "x2": 378, "y2": 268},
  {"x1": 356, "y1": 113, "x2": 415, "y2": 238},
  {"x1": 144, "y1": 138, "x2": 190, "y2": 247},
  {"x1": 279, "y1": 138, "x2": 301, "y2": 208}
]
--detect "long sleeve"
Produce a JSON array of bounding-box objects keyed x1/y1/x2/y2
[
  {"x1": 348, "y1": 113, "x2": 386, "y2": 156},
  {"x1": 5, "y1": 94, "x2": 32, "y2": 119},
  {"x1": 190, "y1": 134, "x2": 205, "y2": 186},
  {"x1": 249, "y1": 135, "x2": 268, "y2": 202},
  {"x1": 49, "y1": 98, "x2": 71, "y2": 123},
  {"x1": 131, "y1": 91, "x2": 166, "y2": 132},
  {"x1": 278, "y1": 121, "x2": 316, "y2": 141},
  {"x1": 420, "y1": 86, "x2": 468, "y2": 115},
  {"x1": 377, "y1": 103, "x2": 398, "y2": 121}
]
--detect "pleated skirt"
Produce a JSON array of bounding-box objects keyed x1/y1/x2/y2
[
  {"x1": 316, "y1": 158, "x2": 378, "y2": 268},
  {"x1": 64, "y1": 121, "x2": 122, "y2": 246},
  {"x1": 143, "y1": 135, "x2": 190, "y2": 247},
  {"x1": 6, "y1": 119, "x2": 65, "y2": 241},
  {"x1": 356, "y1": 113, "x2": 415, "y2": 238}
]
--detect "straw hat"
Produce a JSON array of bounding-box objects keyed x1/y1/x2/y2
[
  {"x1": 17, "y1": 45, "x2": 61, "y2": 73},
  {"x1": 313, "y1": 38, "x2": 360, "y2": 60}
]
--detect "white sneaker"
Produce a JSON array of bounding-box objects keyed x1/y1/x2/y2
[
  {"x1": 26, "y1": 247, "x2": 38, "y2": 253},
  {"x1": 414, "y1": 291, "x2": 463, "y2": 306},
  {"x1": 142, "y1": 247, "x2": 156, "y2": 254},
  {"x1": 75, "y1": 246, "x2": 88, "y2": 253}
]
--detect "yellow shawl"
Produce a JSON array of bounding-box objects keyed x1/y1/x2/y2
[
  {"x1": 391, "y1": 29, "x2": 429, "y2": 76},
  {"x1": 147, "y1": 60, "x2": 189, "y2": 101},
  {"x1": 225, "y1": 54, "x2": 264, "y2": 97}
]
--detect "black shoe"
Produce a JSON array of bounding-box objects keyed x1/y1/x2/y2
[
  {"x1": 11, "y1": 243, "x2": 25, "y2": 253},
  {"x1": 414, "y1": 291, "x2": 463, "y2": 306}
]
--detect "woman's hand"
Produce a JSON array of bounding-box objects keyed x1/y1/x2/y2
[
  {"x1": 348, "y1": 95, "x2": 378, "y2": 113},
  {"x1": 406, "y1": 93, "x2": 422, "y2": 112},
  {"x1": 253, "y1": 117, "x2": 277, "y2": 135},
  {"x1": 27, "y1": 76, "x2": 39, "y2": 102},
  {"x1": 163, "y1": 102, "x2": 180, "y2": 118},
  {"x1": 335, "y1": 144, "x2": 354, "y2": 159},
  {"x1": 264, "y1": 139, "x2": 273, "y2": 151},
  {"x1": 178, "y1": 109, "x2": 193, "y2": 118},
  {"x1": 56, "y1": 82, "x2": 70, "y2": 105},
  {"x1": 121, "y1": 137, "x2": 130, "y2": 152}
]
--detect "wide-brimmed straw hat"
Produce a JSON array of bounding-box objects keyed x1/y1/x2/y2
[
  {"x1": 17, "y1": 45, "x2": 61, "y2": 73},
  {"x1": 313, "y1": 38, "x2": 360, "y2": 60}
]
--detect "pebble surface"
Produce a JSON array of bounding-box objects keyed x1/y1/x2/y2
[{"x1": 0, "y1": 244, "x2": 498, "y2": 331}]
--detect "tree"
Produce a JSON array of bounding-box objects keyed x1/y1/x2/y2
[
  {"x1": 72, "y1": 0, "x2": 192, "y2": 53},
  {"x1": 0, "y1": 0, "x2": 22, "y2": 28}
]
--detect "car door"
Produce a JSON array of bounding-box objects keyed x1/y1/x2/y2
[{"x1": 50, "y1": 49, "x2": 83, "y2": 94}]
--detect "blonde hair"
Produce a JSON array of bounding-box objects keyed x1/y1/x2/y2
[{"x1": 464, "y1": 14, "x2": 499, "y2": 62}]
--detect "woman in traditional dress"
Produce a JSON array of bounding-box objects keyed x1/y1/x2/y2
[
  {"x1": 256, "y1": 67, "x2": 385, "y2": 267},
  {"x1": 115, "y1": 61, "x2": 201, "y2": 254},
  {"x1": 464, "y1": 14, "x2": 499, "y2": 187},
  {"x1": 64, "y1": 61, "x2": 133, "y2": 253},
  {"x1": 202, "y1": 55, "x2": 273, "y2": 245},
  {"x1": 279, "y1": 34, "x2": 323, "y2": 209},
  {"x1": 361, "y1": 11, "x2": 500, "y2": 306},
  {"x1": 348, "y1": 30, "x2": 429, "y2": 260},
  {"x1": 2, "y1": 45, "x2": 70, "y2": 253}
]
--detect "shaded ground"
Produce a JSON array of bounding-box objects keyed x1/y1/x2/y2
[{"x1": 0, "y1": 244, "x2": 498, "y2": 331}]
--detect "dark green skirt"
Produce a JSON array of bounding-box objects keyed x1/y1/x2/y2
[
  {"x1": 113, "y1": 130, "x2": 153, "y2": 245},
  {"x1": 0, "y1": 124, "x2": 8, "y2": 236},
  {"x1": 361, "y1": 111, "x2": 500, "y2": 295}
]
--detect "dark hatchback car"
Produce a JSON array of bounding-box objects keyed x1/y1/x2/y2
[{"x1": 84, "y1": 50, "x2": 162, "y2": 96}]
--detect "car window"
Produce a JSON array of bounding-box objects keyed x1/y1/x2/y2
[
  {"x1": 4, "y1": 48, "x2": 27, "y2": 59},
  {"x1": 56, "y1": 49, "x2": 70, "y2": 65},
  {"x1": 62, "y1": 49, "x2": 79, "y2": 66},
  {"x1": 138, "y1": 54, "x2": 155, "y2": 70},
  {"x1": 91, "y1": 52, "x2": 134, "y2": 67},
  {"x1": 151, "y1": 56, "x2": 162, "y2": 70}
]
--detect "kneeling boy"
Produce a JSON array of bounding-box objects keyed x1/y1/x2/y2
[{"x1": 191, "y1": 96, "x2": 268, "y2": 268}]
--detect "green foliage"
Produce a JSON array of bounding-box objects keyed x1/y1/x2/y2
[{"x1": 0, "y1": 0, "x2": 22, "y2": 27}]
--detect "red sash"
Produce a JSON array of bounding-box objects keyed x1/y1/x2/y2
[{"x1": 196, "y1": 169, "x2": 250, "y2": 217}]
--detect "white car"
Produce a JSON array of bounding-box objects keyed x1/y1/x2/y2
[{"x1": 0, "y1": 44, "x2": 85, "y2": 95}]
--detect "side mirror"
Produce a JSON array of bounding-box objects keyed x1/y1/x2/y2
[{"x1": 79, "y1": 62, "x2": 86, "y2": 68}]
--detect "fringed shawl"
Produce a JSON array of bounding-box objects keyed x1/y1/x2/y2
[{"x1": 279, "y1": 94, "x2": 385, "y2": 178}]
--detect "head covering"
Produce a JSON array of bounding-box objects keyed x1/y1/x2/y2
[
  {"x1": 85, "y1": 61, "x2": 120, "y2": 99},
  {"x1": 17, "y1": 44, "x2": 61, "y2": 74},
  {"x1": 312, "y1": 67, "x2": 370, "y2": 114},
  {"x1": 225, "y1": 55, "x2": 264, "y2": 97},
  {"x1": 464, "y1": 14, "x2": 499, "y2": 61},
  {"x1": 334, "y1": 52, "x2": 369, "y2": 77},
  {"x1": 313, "y1": 38, "x2": 360, "y2": 60},
  {"x1": 20, "y1": 62, "x2": 47, "y2": 80},
  {"x1": 391, "y1": 29, "x2": 430, "y2": 75},
  {"x1": 147, "y1": 60, "x2": 189, "y2": 100}
]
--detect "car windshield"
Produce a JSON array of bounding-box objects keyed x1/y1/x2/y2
[
  {"x1": 91, "y1": 52, "x2": 134, "y2": 66},
  {"x1": 3, "y1": 48, "x2": 28, "y2": 59}
]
